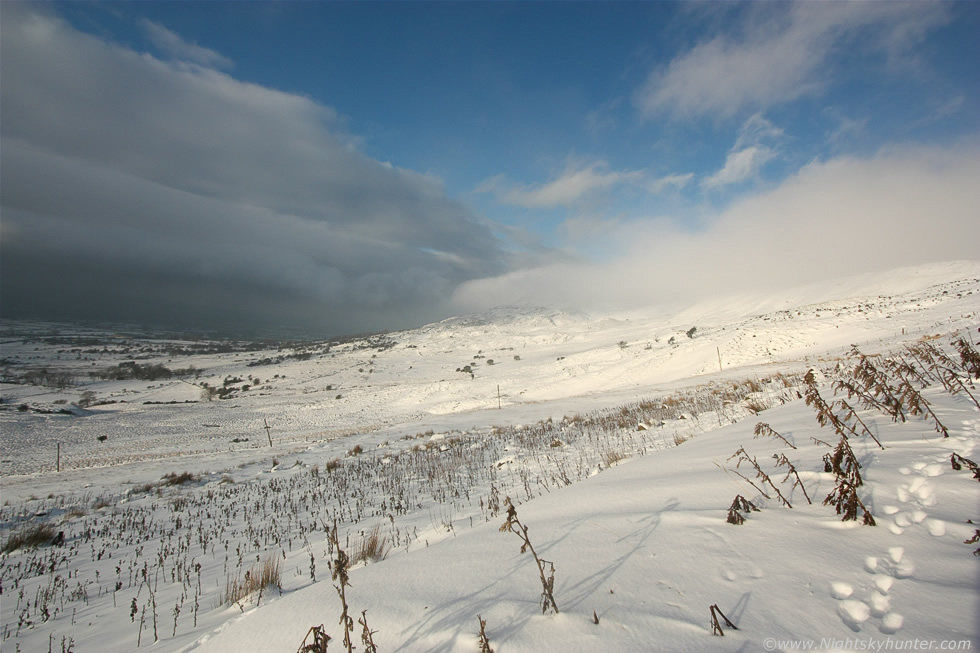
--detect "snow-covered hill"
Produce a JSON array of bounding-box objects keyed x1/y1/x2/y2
[{"x1": 0, "y1": 260, "x2": 978, "y2": 652}]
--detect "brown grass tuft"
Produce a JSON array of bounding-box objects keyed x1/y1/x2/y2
[
  {"x1": 222, "y1": 554, "x2": 282, "y2": 606},
  {"x1": 350, "y1": 523, "x2": 389, "y2": 565},
  {"x1": 3, "y1": 522, "x2": 58, "y2": 553}
]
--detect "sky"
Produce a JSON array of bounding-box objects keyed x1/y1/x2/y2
[{"x1": 1, "y1": 1, "x2": 978, "y2": 337}]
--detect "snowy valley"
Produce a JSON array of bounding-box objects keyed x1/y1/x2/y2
[{"x1": 1, "y1": 261, "x2": 978, "y2": 653}]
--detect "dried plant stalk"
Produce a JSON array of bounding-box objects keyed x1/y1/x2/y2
[
  {"x1": 950, "y1": 453, "x2": 980, "y2": 481},
  {"x1": 297, "y1": 625, "x2": 330, "y2": 653},
  {"x1": 823, "y1": 436, "x2": 875, "y2": 525},
  {"x1": 728, "y1": 446, "x2": 792, "y2": 508},
  {"x1": 726, "y1": 494, "x2": 759, "y2": 525},
  {"x1": 709, "y1": 604, "x2": 737, "y2": 636},
  {"x1": 500, "y1": 497, "x2": 559, "y2": 614},
  {"x1": 477, "y1": 614, "x2": 494, "y2": 653},
  {"x1": 773, "y1": 453, "x2": 812, "y2": 504},
  {"x1": 753, "y1": 422, "x2": 796, "y2": 449}
]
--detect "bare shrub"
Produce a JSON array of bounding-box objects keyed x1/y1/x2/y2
[
  {"x1": 3, "y1": 522, "x2": 57, "y2": 553},
  {"x1": 161, "y1": 471, "x2": 198, "y2": 486}
]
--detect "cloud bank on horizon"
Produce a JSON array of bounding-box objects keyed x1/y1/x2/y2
[{"x1": 1, "y1": 2, "x2": 978, "y2": 335}]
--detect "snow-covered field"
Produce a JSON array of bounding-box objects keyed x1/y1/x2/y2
[{"x1": 1, "y1": 260, "x2": 978, "y2": 652}]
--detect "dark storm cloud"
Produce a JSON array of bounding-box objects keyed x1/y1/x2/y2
[{"x1": 0, "y1": 4, "x2": 503, "y2": 335}]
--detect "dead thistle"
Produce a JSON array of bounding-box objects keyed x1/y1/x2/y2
[
  {"x1": 500, "y1": 497, "x2": 559, "y2": 614},
  {"x1": 728, "y1": 446, "x2": 792, "y2": 508},
  {"x1": 753, "y1": 422, "x2": 796, "y2": 449},
  {"x1": 726, "y1": 495, "x2": 759, "y2": 525},
  {"x1": 950, "y1": 453, "x2": 980, "y2": 481},
  {"x1": 358, "y1": 610, "x2": 378, "y2": 653},
  {"x1": 772, "y1": 453, "x2": 812, "y2": 505},
  {"x1": 297, "y1": 625, "x2": 331, "y2": 653},
  {"x1": 477, "y1": 614, "x2": 494, "y2": 653},
  {"x1": 823, "y1": 436, "x2": 875, "y2": 525},
  {"x1": 953, "y1": 337, "x2": 980, "y2": 379},
  {"x1": 327, "y1": 522, "x2": 354, "y2": 653}
]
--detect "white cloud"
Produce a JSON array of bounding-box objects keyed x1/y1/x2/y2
[
  {"x1": 703, "y1": 113, "x2": 782, "y2": 189},
  {"x1": 141, "y1": 19, "x2": 233, "y2": 69},
  {"x1": 734, "y1": 113, "x2": 784, "y2": 150},
  {"x1": 635, "y1": 2, "x2": 950, "y2": 120},
  {"x1": 702, "y1": 146, "x2": 776, "y2": 190},
  {"x1": 479, "y1": 161, "x2": 694, "y2": 209},
  {"x1": 452, "y1": 142, "x2": 980, "y2": 313},
  {"x1": 648, "y1": 173, "x2": 694, "y2": 194},
  {"x1": 824, "y1": 107, "x2": 868, "y2": 147},
  {"x1": 483, "y1": 161, "x2": 644, "y2": 209},
  {"x1": 558, "y1": 215, "x2": 622, "y2": 244}
]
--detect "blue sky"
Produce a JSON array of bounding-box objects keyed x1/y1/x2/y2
[{"x1": 2, "y1": 1, "x2": 978, "y2": 335}]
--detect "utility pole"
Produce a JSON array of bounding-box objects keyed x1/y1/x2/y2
[
  {"x1": 717, "y1": 347, "x2": 723, "y2": 372},
  {"x1": 264, "y1": 419, "x2": 273, "y2": 448},
  {"x1": 497, "y1": 385, "x2": 501, "y2": 409}
]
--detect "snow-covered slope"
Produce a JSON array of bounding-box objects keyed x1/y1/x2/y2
[
  {"x1": 193, "y1": 389, "x2": 980, "y2": 653},
  {"x1": 0, "y1": 260, "x2": 978, "y2": 652}
]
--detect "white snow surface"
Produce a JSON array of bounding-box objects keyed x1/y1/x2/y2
[{"x1": 0, "y1": 260, "x2": 978, "y2": 652}]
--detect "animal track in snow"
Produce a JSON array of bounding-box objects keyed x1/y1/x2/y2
[
  {"x1": 910, "y1": 461, "x2": 945, "y2": 477},
  {"x1": 882, "y1": 547, "x2": 917, "y2": 580},
  {"x1": 881, "y1": 612, "x2": 905, "y2": 634},
  {"x1": 835, "y1": 545, "x2": 916, "y2": 633},
  {"x1": 887, "y1": 509, "x2": 927, "y2": 535},
  {"x1": 868, "y1": 591, "x2": 891, "y2": 617},
  {"x1": 896, "y1": 476, "x2": 936, "y2": 507},
  {"x1": 921, "y1": 463, "x2": 945, "y2": 477},
  {"x1": 837, "y1": 600, "x2": 871, "y2": 631},
  {"x1": 872, "y1": 575, "x2": 893, "y2": 594},
  {"x1": 830, "y1": 581, "x2": 853, "y2": 599},
  {"x1": 888, "y1": 546, "x2": 904, "y2": 564}
]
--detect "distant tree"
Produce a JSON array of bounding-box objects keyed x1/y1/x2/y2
[
  {"x1": 686, "y1": 327, "x2": 697, "y2": 339},
  {"x1": 200, "y1": 384, "x2": 218, "y2": 402}
]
